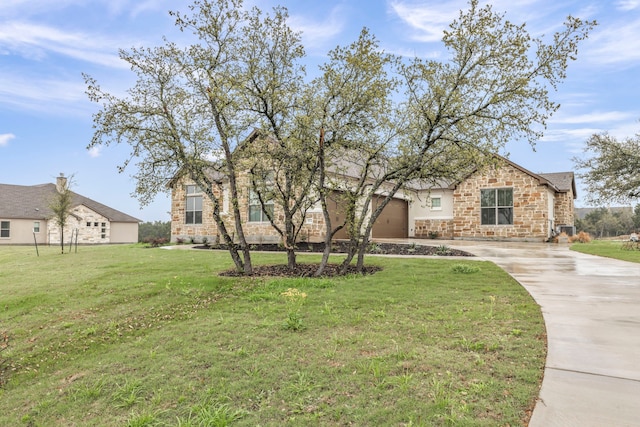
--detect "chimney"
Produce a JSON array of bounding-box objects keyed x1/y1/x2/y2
[{"x1": 56, "y1": 173, "x2": 67, "y2": 193}]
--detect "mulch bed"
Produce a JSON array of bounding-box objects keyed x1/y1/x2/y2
[
  {"x1": 200, "y1": 241, "x2": 473, "y2": 278},
  {"x1": 197, "y1": 241, "x2": 473, "y2": 257},
  {"x1": 219, "y1": 263, "x2": 383, "y2": 277}
]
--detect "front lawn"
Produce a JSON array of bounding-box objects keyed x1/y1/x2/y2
[
  {"x1": 0, "y1": 245, "x2": 545, "y2": 426},
  {"x1": 571, "y1": 239, "x2": 640, "y2": 263}
]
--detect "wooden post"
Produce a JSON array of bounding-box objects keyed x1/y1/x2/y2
[{"x1": 33, "y1": 232, "x2": 39, "y2": 257}]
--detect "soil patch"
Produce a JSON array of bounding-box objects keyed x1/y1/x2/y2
[{"x1": 219, "y1": 263, "x2": 382, "y2": 277}]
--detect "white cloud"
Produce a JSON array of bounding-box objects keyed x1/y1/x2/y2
[
  {"x1": 616, "y1": 0, "x2": 640, "y2": 11},
  {"x1": 287, "y1": 5, "x2": 347, "y2": 51},
  {"x1": 88, "y1": 146, "x2": 102, "y2": 158},
  {"x1": 0, "y1": 133, "x2": 15, "y2": 146},
  {"x1": 551, "y1": 110, "x2": 638, "y2": 125},
  {"x1": 388, "y1": 1, "x2": 460, "y2": 43},
  {"x1": 0, "y1": 21, "x2": 128, "y2": 68},
  {"x1": 583, "y1": 16, "x2": 640, "y2": 66}
]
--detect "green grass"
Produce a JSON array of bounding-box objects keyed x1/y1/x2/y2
[
  {"x1": 0, "y1": 244, "x2": 545, "y2": 426},
  {"x1": 571, "y1": 239, "x2": 640, "y2": 263}
]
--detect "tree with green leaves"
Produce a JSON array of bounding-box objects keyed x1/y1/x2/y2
[
  {"x1": 318, "y1": 1, "x2": 595, "y2": 272},
  {"x1": 86, "y1": 0, "x2": 305, "y2": 274},
  {"x1": 573, "y1": 129, "x2": 640, "y2": 205},
  {"x1": 86, "y1": 0, "x2": 594, "y2": 275},
  {"x1": 49, "y1": 174, "x2": 74, "y2": 254}
]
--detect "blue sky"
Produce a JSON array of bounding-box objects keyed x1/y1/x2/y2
[{"x1": 1, "y1": 0, "x2": 639, "y2": 222}]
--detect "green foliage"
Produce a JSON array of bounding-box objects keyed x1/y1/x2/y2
[
  {"x1": 575, "y1": 207, "x2": 635, "y2": 237},
  {"x1": 85, "y1": 0, "x2": 594, "y2": 275},
  {"x1": 48, "y1": 174, "x2": 74, "y2": 254},
  {"x1": 435, "y1": 245, "x2": 452, "y2": 256},
  {"x1": 451, "y1": 263, "x2": 481, "y2": 274},
  {"x1": 138, "y1": 221, "x2": 171, "y2": 243},
  {"x1": 574, "y1": 129, "x2": 640, "y2": 204}
]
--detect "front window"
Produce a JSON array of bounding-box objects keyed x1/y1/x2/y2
[
  {"x1": 430, "y1": 197, "x2": 442, "y2": 210},
  {"x1": 33, "y1": 221, "x2": 40, "y2": 233},
  {"x1": 0, "y1": 221, "x2": 9, "y2": 238},
  {"x1": 185, "y1": 185, "x2": 203, "y2": 225},
  {"x1": 248, "y1": 190, "x2": 274, "y2": 222},
  {"x1": 481, "y1": 188, "x2": 513, "y2": 225}
]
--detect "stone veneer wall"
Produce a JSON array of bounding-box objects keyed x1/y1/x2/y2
[
  {"x1": 452, "y1": 165, "x2": 552, "y2": 241},
  {"x1": 47, "y1": 205, "x2": 111, "y2": 244},
  {"x1": 553, "y1": 191, "x2": 575, "y2": 226},
  {"x1": 170, "y1": 175, "x2": 330, "y2": 243},
  {"x1": 414, "y1": 219, "x2": 454, "y2": 239}
]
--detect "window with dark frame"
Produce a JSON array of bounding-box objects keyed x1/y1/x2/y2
[
  {"x1": 185, "y1": 185, "x2": 203, "y2": 224},
  {"x1": 0, "y1": 221, "x2": 10, "y2": 238},
  {"x1": 480, "y1": 188, "x2": 513, "y2": 225}
]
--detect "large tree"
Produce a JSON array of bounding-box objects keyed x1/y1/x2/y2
[
  {"x1": 573, "y1": 130, "x2": 640, "y2": 205},
  {"x1": 86, "y1": 0, "x2": 594, "y2": 275},
  {"x1": 319, "y1": 1, "x2": 595, "y2": 272},
  {"x1": 86, "y1": 0, "x2": 309, "y2": 274}
]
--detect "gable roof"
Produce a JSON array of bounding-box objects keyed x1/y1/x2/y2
[
  {"x1": 0, "y1": 183, "x2": 140, "y2": 222},
  {"x1": 453, "y1": 155, "x2": 577, "y2": 198},
  {"x1": 538, "y1": 172, "x2": 577, "y2": 198}
]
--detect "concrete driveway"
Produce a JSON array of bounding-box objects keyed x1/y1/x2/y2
[{"x1": 440, "y1": 240, "x2": 640, "y2": 427}]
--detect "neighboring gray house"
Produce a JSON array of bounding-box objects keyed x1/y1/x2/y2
[{"x1": 0, "y1": 175, "x2": 140, "y2": 245}]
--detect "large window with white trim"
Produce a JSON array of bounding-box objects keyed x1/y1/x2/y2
[
  {"x1": 481, "y1": 188, "x2": 513, "y2": 225},
  {"x1": 185, "y1": 185, "x2": 203, "y2": 224}
]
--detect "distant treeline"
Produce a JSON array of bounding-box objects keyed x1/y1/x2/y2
[
  {"x1": 138, "y1": 221, "x2": 171, "y2": 243},
  {"x1": 575, "y1": 206, "x2": 640, "y2": 238}
]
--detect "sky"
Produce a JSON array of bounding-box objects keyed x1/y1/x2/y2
[{"x1": 1, "y1": 0, "x2": 639, "y2": 222}]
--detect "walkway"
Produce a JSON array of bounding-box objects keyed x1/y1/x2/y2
[{"x1": 440, "y1": 240, "x2": 640, "y2": 427}]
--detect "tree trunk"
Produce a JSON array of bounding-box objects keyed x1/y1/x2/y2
[{"x1": 287, "y1": 248, "x2": 296, "y2": 270}]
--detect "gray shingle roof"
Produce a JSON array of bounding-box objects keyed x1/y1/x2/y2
[
  {"x1": 0, "y1": 183, "x2": 140, "y2": 222},
  {"x1": 538, "y1": 172, "x2": 576, "y2": 193}
]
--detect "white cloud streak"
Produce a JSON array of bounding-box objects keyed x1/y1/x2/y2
[
  {"x1": 0, "y1": 21, "x2": 128, "y2": 68},
  {"x1": 287, "y1": 5, "x2": 347, "y2": 51},
  {"x1": 0, "y1": 133, "x2": 15, "y2": 146},
  {"x1": 88, "y1": 146, "x2": 102, "y2": 158}
]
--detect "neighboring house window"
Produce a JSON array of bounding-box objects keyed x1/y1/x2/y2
[
  {"x1": 33, "y1": 222, "x2": 40, "y2": 233},
  {"x1": 248, "y1": 190, "x2": 274, "y2": 222},
  {"x1": 86, "y1": 222, "x2": 91, "y2": 227},
  {"x1": 185, "y1": 185, "x2": 203, "y2": 224},
  {"x1": 481, "y1": 188, "x2": 513, "y2": 225},
  {"x1": 430, "y1": 197, "x2": 442, "y2": 210},
  {"x1": 0, "y1": 221, "x2": 9, "y2": 238}
]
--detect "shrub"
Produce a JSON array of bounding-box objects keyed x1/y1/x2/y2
[
  {"x1": 435, "y1": 245, "x2": 451, "y2": 256},
  {"x1": 451, "y1": 263, "x2": 481, "y2": 274},
  {"x1": 569, "y1": 231, "x2": 592, "y2": 243},
  {"x1": 427, "y1": 231, "x2": 439, "y2": 239},
  {"x1": 142, "y1": 237, "x2": 168, "y2": 248}
]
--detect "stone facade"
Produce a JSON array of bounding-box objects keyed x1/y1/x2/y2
[
  {"x1": 47, "y1": 205, "x2": 112, "y2": 244},
  {"x1": 414, "y1": 219, "x2": 454, "y2": 239},
  {"x1": 554, "y1": 191, "x2": 575, "y2": 227},
  {"x1": 170, "y1": 174, "x2": 328, "y2": 244},
  {"x1": 452, "y1": 164, "x2": 553, "y2": 241},
  {"x1": 170, "y1": 160, "x2": 575, "y2": 243}
]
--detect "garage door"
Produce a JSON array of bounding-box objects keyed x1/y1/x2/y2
[
  {"x1": 372, "y1": 196, "x2": 408, "y2": 238},
  {"x1": 326, "y1": 191, "x2": 350, "y2": 240}
]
